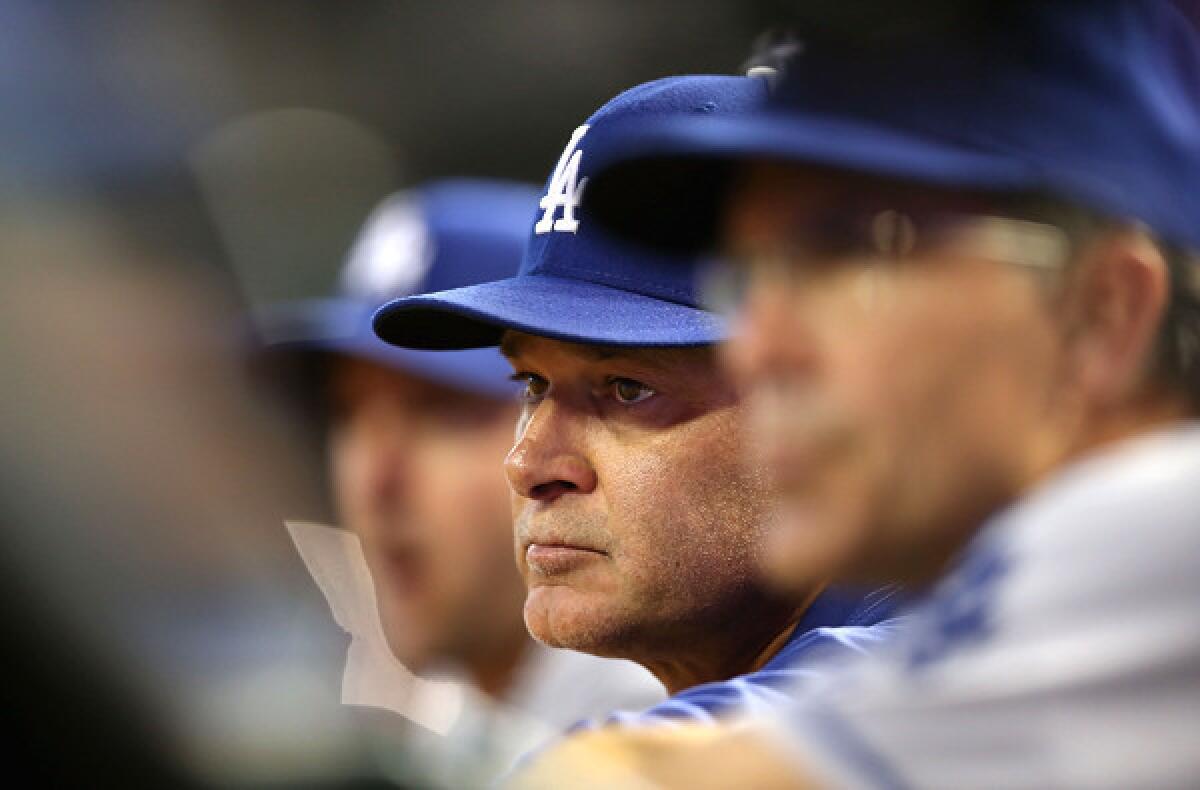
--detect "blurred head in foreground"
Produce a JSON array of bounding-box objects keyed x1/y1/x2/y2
[
  {"x1": 259, "y1": 180, "x2": 535, "y2": 693},
  {"x1": 584, "y1": 0, "x2": 1200, "y2": 591},
  {"x1": 0, "y1": 201, "x2": 384, "y2": 786}
]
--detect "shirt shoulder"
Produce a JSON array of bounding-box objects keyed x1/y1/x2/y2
[
  {"x1": 578, "y1": 587, "x2": 906, "y2": 731},
  {"x1": 782, "y1": 424, "x2": 1200, "y2": 789},
  {"x1": 507, "y1": 645, "x2": 665, "y2": 732}
]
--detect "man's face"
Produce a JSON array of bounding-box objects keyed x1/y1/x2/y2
[
  {"x1": 501, "y1": 332, "x2": 773, "y2": 659},
  {"x1": 721, "y1": 165, "x2": 1075, "y2": 588},
  {"x1": 327, "y1": 357, "x2": 525, "y2": 672}
]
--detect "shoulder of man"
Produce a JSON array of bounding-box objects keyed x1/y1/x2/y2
[
  {"x1": 775, "y1": 422, "x2": 1200, "y2": 790},
  {"x1": 573, "y1": 586, "x2": 907, "y2": 732}
]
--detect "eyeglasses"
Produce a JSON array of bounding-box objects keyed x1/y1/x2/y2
[{"x1": 704, "y1": 209, "x2": 1072, "y2": 317}]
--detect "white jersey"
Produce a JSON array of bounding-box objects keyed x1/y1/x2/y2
[{"x1": 774, "y1": 423, "x2": 1200, "y2": 790}]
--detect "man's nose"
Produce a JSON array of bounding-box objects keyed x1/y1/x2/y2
[{"x1": 504, "y1": 398, "x2": 597, "y2": 503}]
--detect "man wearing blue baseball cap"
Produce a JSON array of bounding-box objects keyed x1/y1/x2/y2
[
  {"x1": 373, "y1": 81, "x2": 903, "y2": 733},
  {"x1": 256, "y1": 179, "x2": 662, "y2": 784},
  {"x1": 514, "y1": 1, "x2": 1200, "y2": 786}
]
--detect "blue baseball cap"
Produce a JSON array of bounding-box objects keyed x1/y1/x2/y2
[
  {"x1": 581, "y1": 1, "x2": 1200, "y2": 255},
  {"x1": 371, "y1": 76, "x2": 770, "y2": 350},
  {"x1": 256, "y1": 178, "x2": 537, "y2": 398}
]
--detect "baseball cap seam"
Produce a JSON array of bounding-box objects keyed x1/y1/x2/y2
[{"x1": 526, "y1": 266, "x2": 695, "y2": 305}]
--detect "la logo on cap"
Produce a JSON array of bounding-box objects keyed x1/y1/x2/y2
[
  {"x1": 340, "y1": 194, "x2": 434, "y2": 301},
  {"x1": 535, "y1": 125, "x2": 589, "y2": 234}
]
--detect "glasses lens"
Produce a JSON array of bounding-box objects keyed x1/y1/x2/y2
[{"x1": 698, "y1": 259, "x2": 750, "y2": 318}]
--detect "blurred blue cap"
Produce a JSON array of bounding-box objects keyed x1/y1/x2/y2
[
  {"x1": 257, "y1": 178, "x2": 538, "y2": 397},
  {"x1": 372, "y1": 76, "x2": 770, "y2": 350},
  {"x1": 581, "y1": 1, "x2": 1200, "y2": 254}
]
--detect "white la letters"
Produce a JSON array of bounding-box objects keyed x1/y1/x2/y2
[{"x1": 535, "y1": 125, "x2": 589, "y2": 234}]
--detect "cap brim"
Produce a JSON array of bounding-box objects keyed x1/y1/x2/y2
[
  {"x1": 584, "y1": 110, "x2": 1040, "y2": 255},
  {"x1": 373, "y1": 274, "x2": 726, "y2": 350},
  {"x1": 255, "y1": 299, "x2": 517, "y2": 397}
]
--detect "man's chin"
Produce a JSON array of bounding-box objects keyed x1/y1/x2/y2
[
  {"x1": 523, "y1": 585, "x2": 627, "y2": 655},
  {"x1": 382, "y1": 638, "x2": 432, "y2": 674}
]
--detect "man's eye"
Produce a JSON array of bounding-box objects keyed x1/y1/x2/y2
[
  {"x1": 510, "y1": 373, "x2": 549, "y2": 403},
  {"x1": 610, "y1": 377, "x2": 656, "y2": 405}
]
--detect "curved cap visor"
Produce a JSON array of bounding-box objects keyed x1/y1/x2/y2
[
  {"x1": 257, "y1": 299, "x2": 517, "y2": 397},
  {"x1": 373, "y1": 275, "x2": 726, "y2": 350}
]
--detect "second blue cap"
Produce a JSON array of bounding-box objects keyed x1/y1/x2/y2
[{"x1": 257, "y1": 178, "x2": 538, "y2": 397}]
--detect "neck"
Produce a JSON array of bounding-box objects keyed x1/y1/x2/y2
[
  {"x1": 1015, "y1": 387, "x2": 1192, "y2": 502},
  {"x1": 466, "y1": 631, "x2": 532, "y2": 700},
  {"x1": 898, "y1": 392, "x2": 1195, "y2": 590},
  {"x1": 637, "y1": 587, "x2": 822, "y2": 696},
  {"x1": 1063, "y1": 391, "x2": 1193, "y2": 467}
]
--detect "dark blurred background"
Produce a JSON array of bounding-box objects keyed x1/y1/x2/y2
[{"x1": 1, "y1": 1, "x2": 789, "y2": 307}]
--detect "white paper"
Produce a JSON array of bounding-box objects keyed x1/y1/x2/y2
[{"x1": 284, "y1": 520, "x2": 464, "y2": 735}]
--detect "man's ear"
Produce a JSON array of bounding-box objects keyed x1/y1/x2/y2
[{"x1": 1070, "y1": 228, "x2": 1169, "y2": 407}]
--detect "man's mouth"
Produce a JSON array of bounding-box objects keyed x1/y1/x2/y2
[{"x1": 524, "y1": 540, "x2": 607, "y2": 576}]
